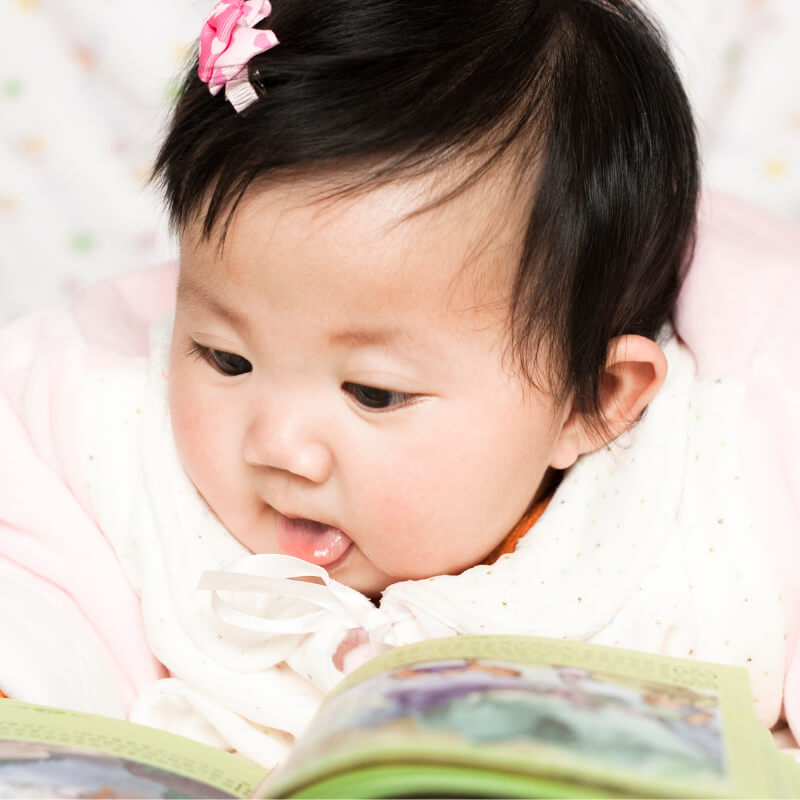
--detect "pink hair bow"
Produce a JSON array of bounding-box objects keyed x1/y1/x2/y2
[{"x1": 198, "y1": 0, "x2": 279, "y2": 113}]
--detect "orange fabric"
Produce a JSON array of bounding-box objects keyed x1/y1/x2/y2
[
  {"x1": 483, "y1": 494, "x2": 553, "y2": 565},
  {"x1": 0, "y1": 690, "x2": 6, "y2": 699}
]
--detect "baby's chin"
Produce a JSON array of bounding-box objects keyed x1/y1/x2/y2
[
  {"x1": 327, "y1": 552, "x2": 399, "y2": 601},
  {"x1": 328, "y1": 547, "x2": 466, "y2": 600}
]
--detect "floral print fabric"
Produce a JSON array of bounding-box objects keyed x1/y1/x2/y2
[{"x1": 0, "y1": 0, "x2": 798, "y2": 322}]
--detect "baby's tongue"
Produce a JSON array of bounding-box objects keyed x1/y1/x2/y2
[{"x1": 274, "y1": 513, "x2": 352, "y2": 567}]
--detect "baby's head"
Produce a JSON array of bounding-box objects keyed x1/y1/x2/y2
[{"x1": 155, "y1": 0, "x2": 698, "y2": 597}]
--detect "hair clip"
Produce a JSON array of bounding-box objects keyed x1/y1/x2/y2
[{"x1": 198, "y1": 0, "x2": 279, "y2": 113}]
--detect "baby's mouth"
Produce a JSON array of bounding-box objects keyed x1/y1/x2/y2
[{"x1": 273, "y1": 511, "x2": 353, "y2": 567}]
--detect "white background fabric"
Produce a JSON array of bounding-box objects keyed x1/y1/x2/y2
[{"x1": 0, "y1": 0, "x2": 799, "y2": 323}]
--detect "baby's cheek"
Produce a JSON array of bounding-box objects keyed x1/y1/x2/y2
[
  {"x1": 172, "y1": 406, "x2": 205, "y2": 472},
  {"x1": 354, "y1": 477, "x2": 425, "y2": 555},
  {"x1": 169, "y1": 371, "x2": 219, "y2": 484},
  {"x1": 358, "y1": 465, "x2": 475, "y2": 575}
]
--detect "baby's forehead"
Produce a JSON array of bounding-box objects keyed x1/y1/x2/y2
[
  {"x1": 183, "y1": 166, "x2": 526, "y2": 301},
  {"x1": 175, "y1": 171, "x2": 530, "y2": 371}
]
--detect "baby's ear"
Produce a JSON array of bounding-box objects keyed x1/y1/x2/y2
[{"x1": 549, "y1": 335, "x2": 667, "y2": 470}]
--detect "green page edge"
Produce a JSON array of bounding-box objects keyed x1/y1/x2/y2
[
  {"x1": 0, "y1": 699, "x2": 267, "y2": 797},
  {"x1": 291, "y1": 762, "x2": 623, "y2": 799}
]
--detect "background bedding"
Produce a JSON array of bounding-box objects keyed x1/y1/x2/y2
[{"x1": 0, "y1": 0, "x2": 799, "y2": 322}]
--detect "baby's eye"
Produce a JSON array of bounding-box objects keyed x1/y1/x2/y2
[
  {"x1": 187, "y1": 342, "x2": 252, "y2": 376},
  {"x1": 342, "y1": 382, "x2": 416, "y2": 411},
  {"x1": 208, "y1": 349, "x2": 252, "y2": 376}
]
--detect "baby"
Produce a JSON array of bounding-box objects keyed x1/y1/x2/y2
[
  {"x1": 163, "y1": 0, "x2": 696, "y2": 600},
  {"x1": 2, "y1": 0, "x2": 800, "y2": 769}
]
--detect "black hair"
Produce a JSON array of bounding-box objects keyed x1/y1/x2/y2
[{"x1": 154, "y1": 0, "x2": 699, "y2": 430}]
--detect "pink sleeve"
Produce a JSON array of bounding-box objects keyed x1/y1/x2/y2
[
  {"x1": 0, "y1": 264, "x2": 175, "y2": 715},
  {"x1": 676, "y1": 192, "x2": 800, "y2": 732}
]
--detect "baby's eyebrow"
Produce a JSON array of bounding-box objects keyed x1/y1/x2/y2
[
  {"x1": 329, "y1": 328, "x2": 401, "y2": 347},
  {"x1": 329, "y1": 327, "x2": 445, "y2": 362},
  {"x1": 177, "y1": 276, "x2": 250, "y2": 330}
]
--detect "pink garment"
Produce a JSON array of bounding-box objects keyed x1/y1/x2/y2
[
  {"x1": 0, "y1": 266, "x2": 174, "y2": 715},
  {"x1": 675, "y1": 193, "x2": 800, "y2": 732},
  {"x1": 0, "y1": 192, "x2": 798, "y2": 733}
]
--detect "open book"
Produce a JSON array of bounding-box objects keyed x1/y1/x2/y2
[{"x1": 2, "y1": 635, "x2": 799, "y2": 798}]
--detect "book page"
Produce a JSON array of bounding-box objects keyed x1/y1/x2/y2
[
  {"x1": 0, "y1": 700, "x2": 267, "y2": 798},
  {"x1": 263, "y1": 635, "x2": 787, "y2": 798}
]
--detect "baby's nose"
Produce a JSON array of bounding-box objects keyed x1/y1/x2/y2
[{"x1": 242, "y1": 403, "x2": 333, "y2": 484}]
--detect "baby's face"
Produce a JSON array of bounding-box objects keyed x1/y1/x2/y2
[{"x1": 169, "y1": 172, "x2": 573, "y2": 597}]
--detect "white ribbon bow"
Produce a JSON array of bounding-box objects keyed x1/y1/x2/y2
[{"x1": 198, "y1": 554, "x2": 404, "y2": 643}]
